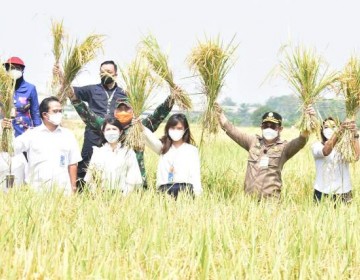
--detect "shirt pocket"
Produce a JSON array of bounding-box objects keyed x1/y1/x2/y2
[{"x1": 268, "y1": 153, "x2": 282, "y2": 167}]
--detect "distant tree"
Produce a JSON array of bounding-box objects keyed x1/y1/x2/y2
[
  {"x1": 221, "y1": 97, "x2": 236, "y2": 106},
  {"x1": 251, "y1": 105, "x2": 273, "y2": 126}
]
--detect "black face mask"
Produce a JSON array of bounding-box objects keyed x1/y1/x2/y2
[{"x1": 101, "y1": 75, "x2": 114, "y2": 85}]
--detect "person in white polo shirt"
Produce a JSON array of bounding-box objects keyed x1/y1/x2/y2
[
  {"x1": 312, "y1": 117, "x2": 360, "y2": 203},
  {"x1": 3, "y1": 96, "x2": 82, "y2": 193}
]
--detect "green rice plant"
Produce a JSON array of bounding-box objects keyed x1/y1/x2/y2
[
  {"x1": 51, "y1": 20, "x2": 65, "y2": 95},
  {"x1": 188, "y1": 36, "x2": 237, "y2": 146},
  {"x1": 336, "y1": 56, "x2": 360, "y2": 162},
  {"x1": 140, "y1": 34, "x2": 192, "y2": 110},
  {"x1": 1, "y1": 127, "x2": 360, "y2": 278},
  {"x1": 277, "y1": 44, "x2": 338, "y2": 134},
  {"x1": 120, "y1": 57, "x2": 157, "y2": 151},
  {"x1": 59, "y1": 34, "x2": 104, "y2": 104}
]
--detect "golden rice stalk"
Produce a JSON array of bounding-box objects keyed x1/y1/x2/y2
[
  {"x1": 0, "y1": 62, "x2": 16, "y2": 155},
  {"x1": 278, "y1": 44, "x2": 338, "y2": 134},
  {"x1": 121, "y1": 57, "x2": 156, "y2": 151},
  {"x1": 336, "y1": 56, "x2": 360, "y2": 162},
  {"x1": 188, "y1": 36, "x2": 237, "y2": 145},
  {"x1": 140, "y1": 34, "x2": 192, "y2": 110},
  {"x1": 51, "y1": 20, "x2": 65, "y2": 95},
  {"x1": 59, "y1": 34, "x2": 104, "y2": 104}
]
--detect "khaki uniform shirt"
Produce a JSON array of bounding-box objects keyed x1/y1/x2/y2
[{"x1": 223, "y1": 121, "x2": 307, "y2": 198}]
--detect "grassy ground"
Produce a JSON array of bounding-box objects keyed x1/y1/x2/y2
[{"x1": 1, "y1": 120, "x2": 359, "y2": 279}]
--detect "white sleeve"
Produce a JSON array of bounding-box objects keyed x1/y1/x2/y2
[
  {"x1": 13, "y1": 130, "x2": 31, "y2": 154},
  {"x1": 312, "y1": 142, "x2": 325, "y2": 159},
  {"x1": 143, "y1": 126, "x2": 163, "y2": 155},
  {"x1": 123, "y1": 150, "x2": 143, "y2": 194},
  {"x1": 67, "y1": 132, "x2": 82, "y2": 165},
  {"x1": 190, "y1": 147, "x2": 202, "y2": 196},
  {"x1": 84, "y1": 147, "x2": 100, "y2": 183}
]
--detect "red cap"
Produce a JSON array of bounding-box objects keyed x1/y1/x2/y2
[{"x1": 5, "y1": 57, "x2": 25, "y2": 67}]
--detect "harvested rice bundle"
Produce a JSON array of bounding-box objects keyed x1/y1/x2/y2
[
  {"x1": 140, "y1": 34, "x2": 192, "y2": 110},
  {"x1": 188, "y1": 36, "x2": 237, "y2": 143},
  {"x1": 121, "y1": 57, "x2": 156, "y2": 151},
  {"x1": 58, "y1": 34, "x2": 104, "y2": 104},
  {"x1": 277, "y1": 45, "x2": 338, "y2": 134},
  {"x1": 336, "y1": 56, "x2": 360, "y2": 162},
  {"x1": 51, "y1": 20, "x2": 65, "y2": 95},
  {"x1": 0, "y1": 62, "x2": 16, "y2": 155}
]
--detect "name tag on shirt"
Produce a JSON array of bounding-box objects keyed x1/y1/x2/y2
[{"x1": 259, "y1": 155, "x2": 269, "y2": 168}]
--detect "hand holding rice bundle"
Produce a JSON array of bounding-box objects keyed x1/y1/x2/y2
[
  {"x1": 120, "y1": 57, "x2": 157, "y2": 151},
  {"x1": 140, "y1": 34, "x2": 192, "y2": 110},
  {"x1": 188, "y1": 36, "x2": 237, "y2": 145},
  {"x1": 277, "y1": 44, "x2": 338, "y2": 134},
  {"x1": 0, "y1": 61, "x2": 16, "y2": 154},
  {"x1": 51, "y1": 20, "x2": 104, "y2": 104},
  {"x1": 336, "y1": 56, "x2": 360, "y2": 162}
]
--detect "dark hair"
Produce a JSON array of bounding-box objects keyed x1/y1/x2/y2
[
  {"x1": 320, "y1": 117, "x2": 336, "y2": 143},
  {"x1": 100, "y1": 117, "x2": 123, "y2": 144},
  {"x1": 100, "y1": 60, "x2": 117, "y2": 73},
  {"x1": 160, "y1": 114, "x2": 195, "y2": 154},
  {"x1": 39, "y1": 96, "x2": 60, "y2": 119}
]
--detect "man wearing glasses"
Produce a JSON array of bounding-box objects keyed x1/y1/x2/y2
[
  {"x1": 216, "y1": 106, "x2": 314, "y2": 199},
  {"x1": 2, "y1": 97, "x2": 82, "y2": 193}
]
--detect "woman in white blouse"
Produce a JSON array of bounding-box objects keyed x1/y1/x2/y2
[
  {"x1": 144, "y1": 113, "x2": 202, "y2": 198},
  {"x1": 84, "y1": 117, "x2": 142, "y2": 194},
  {"x1": 312, "y1": 117, "x2": 360, "y2": 203}
]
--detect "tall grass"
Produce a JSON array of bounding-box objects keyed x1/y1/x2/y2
[{"x1": 1, "y1": 124, "x2": 360, "y2": 278}]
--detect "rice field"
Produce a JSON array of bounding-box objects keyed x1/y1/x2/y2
[{"x1": 1, "y1": 120, "x2": 360, "y2": 279}]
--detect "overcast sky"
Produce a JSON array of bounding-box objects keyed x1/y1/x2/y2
[{"x1": 1, "y1": 0, "x2": 359, "y2": 107}]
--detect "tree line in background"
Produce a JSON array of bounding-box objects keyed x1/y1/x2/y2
[{"x1": 219, "y1": 95, "x2": 350, "y2": 127}]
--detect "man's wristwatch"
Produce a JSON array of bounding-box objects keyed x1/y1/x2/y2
[{"x1": 354, "y1": 134, "x2": 359, "y2": 139}]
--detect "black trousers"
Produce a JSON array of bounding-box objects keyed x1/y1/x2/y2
[
  {"x1": 158, "y1": 183, "x2": 194, "y2": 199},
  {"x1": 314, "y1": 189, "x2": 352, "y2": 204}
]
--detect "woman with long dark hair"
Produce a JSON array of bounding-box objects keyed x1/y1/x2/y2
[
  {"x1": 84, "y1": 117, "x2": 142, "y2": 194},
  {"x1": 312, "y1": 117, "x2": 360, "y2": 203},
  {"x1": 144, "y1": 113, "x2": 202, "y2": 198}
]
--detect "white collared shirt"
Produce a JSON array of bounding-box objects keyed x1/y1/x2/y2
[
  {"x1": 312, "y1": 141, "x2": 351, "y2": 194},
  {"x1": 84, "y1": 143, "x2": 142, "y2": 194},
  {"x1": 143, "y1": 127, "x2": 202, "y2": 195},
  {"x1": 14, "y1": 124, "x2": 82, "y2": 192}
]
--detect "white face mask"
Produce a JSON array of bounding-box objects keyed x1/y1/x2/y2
[
  {"x1": 262, "y1": 128, "x2": 278, "y2": 141},
  {"x1": 323, "y1": 128, "x2": 334, "y2": 140},
  {"x1": 47, "y1": 112, "x2": 63, "y2": 126},
  {"x1": 104, "y1": 130, "x2": 120, "y2": 144},
  {"x1": 9, "y1": 69, "x2": 23, "y2": 80},
  {"x1": 169, "y1": 129, "x2": 185, "y2": 142}
]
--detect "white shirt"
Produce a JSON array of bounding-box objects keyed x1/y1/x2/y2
[
  {"x1": 312, "y1": 141, "x2": 351, "y2": 194},
  {"x1": 14, "y1": 124, "x2": 82, "y2": 192},
  {"x1": 143, "y1": 127, "x2": 202, "y2": 195},
  {"x1": 84, "y1": 143, "x2": 142, "y2": 194},
  {"x1": 0, "y1": 152, "x2": 27, "y2": 191}
]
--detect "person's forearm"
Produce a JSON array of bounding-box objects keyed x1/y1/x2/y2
[{"x1": 322, "y1": 134, "x2": 338, "y2": 156}]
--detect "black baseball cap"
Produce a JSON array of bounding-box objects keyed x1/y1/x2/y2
[{"x1": 262, "y1": 112, "x2": 282, "y2": 125}]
